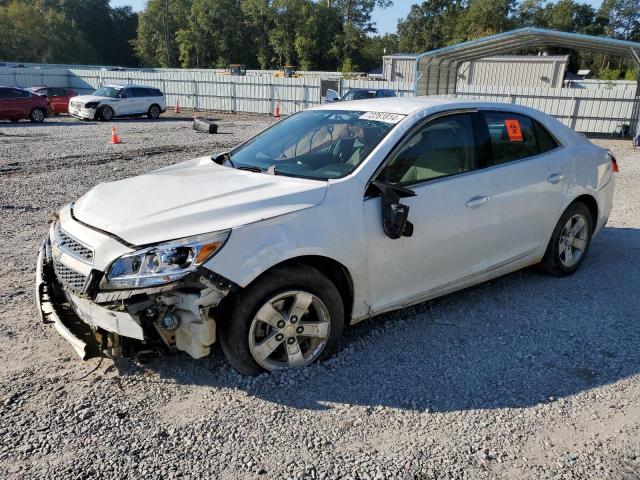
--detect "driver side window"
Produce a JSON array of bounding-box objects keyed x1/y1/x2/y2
[{"x1": 380, "y1": 113, "x2": 481, "y2": 186}]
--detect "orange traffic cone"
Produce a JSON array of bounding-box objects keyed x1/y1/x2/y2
[
  {"x1": 175, "y1": 98, "x2": 181, "y2": 114},
  {"x1": 273, "y1": 100, "x2": 280, "y2": 118},
  {"x1": 110, "y1": 126, "x2": 120, "y2": 144}
]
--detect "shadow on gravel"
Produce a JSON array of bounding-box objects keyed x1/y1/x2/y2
[{"x1": 125, "y1": 226, "x2": 640, "y2": 413}]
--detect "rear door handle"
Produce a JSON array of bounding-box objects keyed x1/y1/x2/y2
[
  {"x1": 547, "y1": 173, "x2": 564, "y2": 184},
  {"x1": 465, "y1": 195, "x2": 489, "y2": 208}
]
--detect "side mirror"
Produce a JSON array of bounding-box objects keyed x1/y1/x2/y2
[
  {"x1": 325, "y1": 89, "x2": 340, "y2": 103},
  {"x1": 370, "y1": 181, "x2": 415, "y2": 239}
]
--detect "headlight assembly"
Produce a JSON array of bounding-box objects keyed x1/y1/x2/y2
[{"x1": 103, "y1": 230, "x2": 230, "y2": 290}]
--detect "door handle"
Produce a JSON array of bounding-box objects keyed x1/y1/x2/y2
[
  {"x1": 465, "y1": 195, "x2": 489, "y2": 208},
  {"x1": 547, "y1": 173, "x2": 564, "y2": 184}
]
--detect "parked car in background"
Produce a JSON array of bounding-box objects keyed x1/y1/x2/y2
[
  {"x1": 325, "y1": 87, "x2": 397, "y2": 103},
  {"x1": 0, "y1": 86, "x2": 53, "y2": 123},
  {"x1": 37, "y1": 98, "x2": 616, "y2": 375},
  {"x1": 68, "y1": 84, "x2": 166, "y2": 121},
  {"x1": 26, "y1": 87, "x2": 78, "y2": 114}
]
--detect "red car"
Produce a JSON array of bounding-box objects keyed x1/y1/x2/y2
[
  {"x1": 0, "y1": 87, "x2": 54, "y2": 123},
  {"x1": 26, "y1": 86, "x2": 77, "y2": 114}
]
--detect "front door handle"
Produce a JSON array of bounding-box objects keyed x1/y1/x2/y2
[
  {"x1": 465, "y1": 195, "x2": 489, "y2": 208},
  {"x1": 547, "y1": 173, "x2": 564, "y2": 184}
]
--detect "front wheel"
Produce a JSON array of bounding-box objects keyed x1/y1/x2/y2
[
  {"x1": 219, "y1": 265, "x2": 344, "y2": 375},
  {"x1": 98, "y1": 106, "x2": 114, "y2": 121},
  {"x1": 540, "y1": 202, "x2": 593, "y2": 276},
  {"x1": 29, "y1": 108, "x2": 45, "y2": 123}
]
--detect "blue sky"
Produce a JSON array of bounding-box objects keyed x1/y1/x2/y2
[{"x1": 111, "y1": 0, "x2": 604, "y2": 35}]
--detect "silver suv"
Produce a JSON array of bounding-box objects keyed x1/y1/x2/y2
[{"x1": 69, "y1": 84, "x2": 166, "y2": 121}]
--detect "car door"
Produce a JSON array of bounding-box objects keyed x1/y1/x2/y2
[
  {"x1": 479, "y1": 110, "x2": 570, "y2": 263},
  {"x1": 48, "y1": 88, "x2": 66, "y2": 113},
  {"x1": 8, "y1": 88, "x2": 31, "y2": 118},
  {"x1": 0, "y1": 88, "x2": 11, "y2": 119},
  {"x1": 131, "y1": 88, "x2": 150, "y2": 114},
  {"x1": 115, "y1": 88, "x2": 135, "y2": 115},
  {"x1": 363, "y1": 111, "x2": 501, "y2": 313}
]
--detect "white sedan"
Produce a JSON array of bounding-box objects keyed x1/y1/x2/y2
[{"x1": 37, "y1": 98, "x2": 616, "y2": 374}]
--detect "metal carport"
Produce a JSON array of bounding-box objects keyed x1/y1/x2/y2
[
  {"x1": 415, "y1": 27, "x2": 640, "y2": 96},
  {"x1": 415, "y1": 28, "x2": 640, "y2": 135}
]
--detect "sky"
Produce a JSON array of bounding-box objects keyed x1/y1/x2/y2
[{"x1": 110, "y1": 0, "x2": 604, "y2": 36}]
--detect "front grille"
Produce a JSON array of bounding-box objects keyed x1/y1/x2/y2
[
  {"x1": 56, "y1": 225, "x2": 93, "y2": 263},
  {"x1": 53, "y1": 260, "x2": 88, "y2": 293}
]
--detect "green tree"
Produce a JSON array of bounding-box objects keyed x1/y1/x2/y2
[
  {"x1": 397, "y1": 0, "x2": 465, "y2": 53},
  {"x1": 134, "y1": 0, "x2": 191, "y2": 67},
  {"x1": 0, "y1": 0, "x2": 93, "y2": 63},
  {"x1": 294, "y1": 2, "x2": 342, "y2": 70}
]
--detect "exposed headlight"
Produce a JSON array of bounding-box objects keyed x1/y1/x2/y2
[
  {"x1": 103, "y1": 231, "x2": 230, "y2": 290},
  {"x1": 84, "y1": 102, "x2": 98, "y2": 109}
]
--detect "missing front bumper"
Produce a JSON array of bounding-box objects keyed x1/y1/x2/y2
[{"x1": 36, "y1": 244, "x2": 103, "y2": 360}]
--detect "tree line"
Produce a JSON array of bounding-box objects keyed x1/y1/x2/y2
[{"x1": 1, "y1": 0, "x2": 638, "y2": 78}]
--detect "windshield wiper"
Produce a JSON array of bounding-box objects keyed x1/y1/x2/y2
[{"x1": 237, "y1": 165, "x2": 264, "y2": 173}]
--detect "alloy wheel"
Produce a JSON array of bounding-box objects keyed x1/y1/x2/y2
[
  {"x1": 248, "y1": 290, "x2": 331, "y2": 371},
  {"x1": 31, "y1": 109, "x2": 44, "y2": 122},
  {"x1": 558, "y1": 213, "x2": 589, "y2": 267}
]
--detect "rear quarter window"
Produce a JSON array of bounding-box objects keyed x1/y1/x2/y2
[{"x1": 534, "y1": 120, "x2": 560, "y2": 153}]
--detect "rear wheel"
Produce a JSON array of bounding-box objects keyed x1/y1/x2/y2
[
  {"x1": 219, "y1": 265, "x2": 344, "y2": 375},
  {"x1": 147, "y1": 104, "x2": 161, "y2": 119},
  {"x1": 540, "y1": 202, "x2": 593, "y2": 276},
  {"x1": 98, "y1": 106, "x2": 114, "y2": 121},
  {"x1": 29, "y1": 108, "x2": 45, "y2": 123}
]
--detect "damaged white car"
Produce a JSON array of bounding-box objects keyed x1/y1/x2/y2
[{"x1": 37, "y1": 98, "x2": 616, "y2": 375}]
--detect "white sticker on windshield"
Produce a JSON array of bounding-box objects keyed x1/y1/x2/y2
[{"x1": 359, "y1": 112, "x2": 406, "y2": 124}]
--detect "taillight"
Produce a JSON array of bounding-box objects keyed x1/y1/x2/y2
[{"x1": 608, "y1": 151, "x2": 619, "y2": 173}]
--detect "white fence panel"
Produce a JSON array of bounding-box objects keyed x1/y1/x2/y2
[{"x1": 454, "y1": 84, "x2": 638, "y2": 133}]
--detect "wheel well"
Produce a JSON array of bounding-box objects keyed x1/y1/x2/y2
[
  {"x1": 242, "y1": 256, "x2": 354, "y2": 324},
  {"x1": 149, "y1": 103, "x2": 160, "y2": 111},
  {"x1": 570, "y1": 195, "x2": 598, "y2": 231}
]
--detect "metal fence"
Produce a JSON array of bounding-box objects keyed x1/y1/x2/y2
[
  {"x1": 452, "y1": 85, "x2": 639, "y2": 134},
  {"x1": 1, "y1": 65, "x2": 638, "y2": 133}
]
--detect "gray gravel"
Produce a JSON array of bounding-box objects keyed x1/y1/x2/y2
[{"x1": 1, "y1": 115, "x2": 639, "y2": 480}]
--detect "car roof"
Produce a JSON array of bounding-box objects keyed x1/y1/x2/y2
[{"x1": 314, "y1": 96, "x2": 464, "y2": 114}]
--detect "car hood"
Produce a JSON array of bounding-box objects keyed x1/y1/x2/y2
[
  {"x1": 72, "y1": 94, "x2": 114, "y2": 103},
  {"x1": 73, "y1": 156, "x2": 328, "y2": 245}
]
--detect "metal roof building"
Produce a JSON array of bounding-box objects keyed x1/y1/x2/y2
[{"x1": 415, "y1": 27, "x2": 640, "y2": 96}]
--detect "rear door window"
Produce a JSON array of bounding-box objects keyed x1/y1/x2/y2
[
  {"x1": 482, "y1": 112, "x2": 538, "y2": 164},
  {"x1": 10, "y1": 89, "x2": 30, "y2": 98}
]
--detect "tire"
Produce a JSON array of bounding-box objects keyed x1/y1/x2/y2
[
  {"x1": 219, "y1": 264, "x2": 344, "y2": 375},
  {"x1": 29, "y1": 108, "x2": 45, "y2": 123},
  {"x1": 147, "y1": 104, "x2": 161, "y2": 119},
  {"x1": 98, "y1": 106, "x2": 114, "y2": 121},
  {"x1": 539, "y1": 202, "x2": 593, "y2": 277}
]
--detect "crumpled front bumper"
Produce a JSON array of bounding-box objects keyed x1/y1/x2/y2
[{"x1": 36, "y1": 241, "x2": 102, "y2": 360}]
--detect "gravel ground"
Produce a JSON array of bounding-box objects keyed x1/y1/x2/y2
[{"x1": 1, "y1": 114, "x2": 639, "y2": 480}]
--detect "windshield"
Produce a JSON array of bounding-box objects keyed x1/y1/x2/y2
[
  {"x1": 229, "y1": 110, "x2": 400, "y2": 180},
  {"x1": 93, "y1": 86, "x2": 121, "y2": 98},
  {"x1": 342, "y1": 90, "x2": 376, "y2": 101}
]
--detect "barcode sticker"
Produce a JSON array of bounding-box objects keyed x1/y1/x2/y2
[{"x1": 359, "y1": 112, "x2": 406, "y2": 124}]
